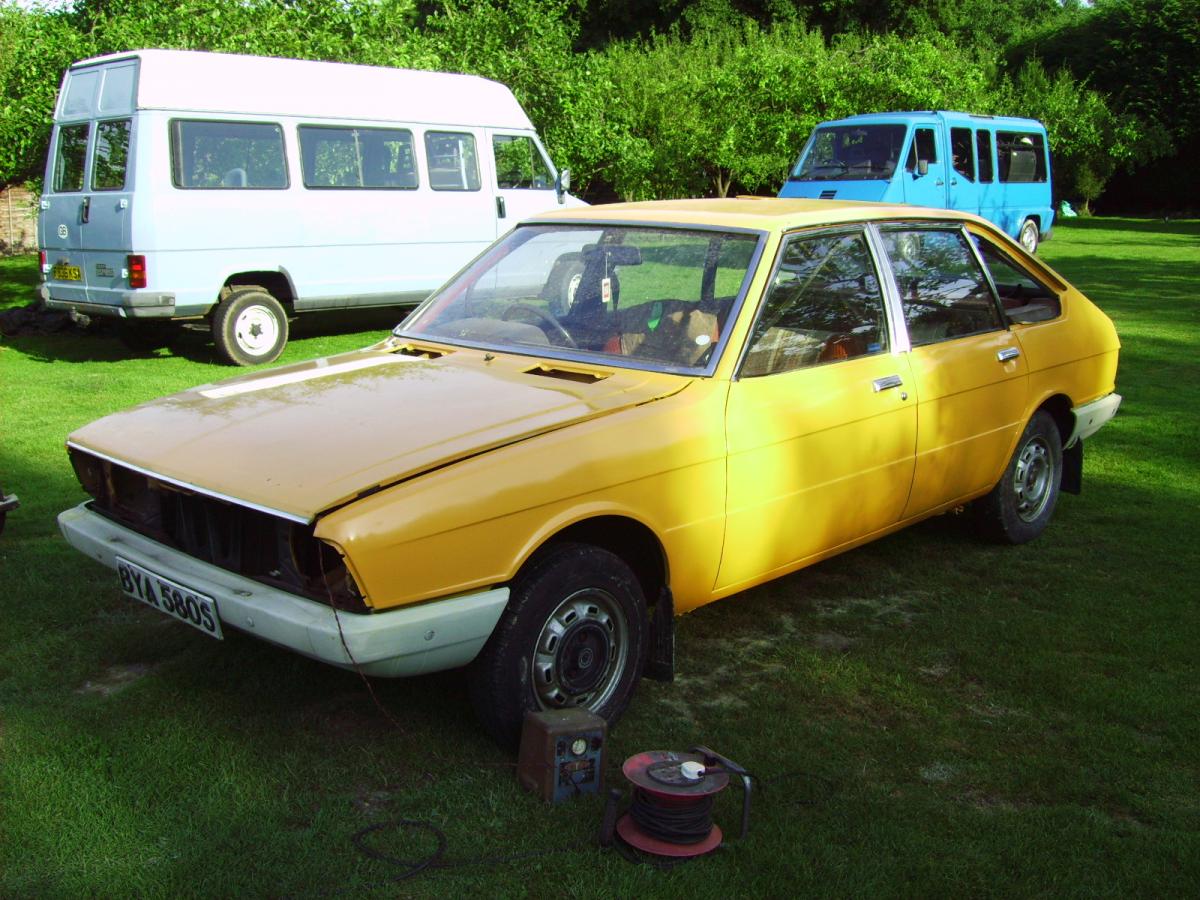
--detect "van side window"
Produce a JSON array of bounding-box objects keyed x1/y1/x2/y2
[
  {"x1": 741, "y1": 230, "x2": 889, "y2": 377},
  {"x1": 997, "y1": 131, "x2": 1047, "y2": 183},
  {"x1": 882, "y1": 227, "x2": 1003, "y2": 345},
  {"x1": 975, "y1": 130, "x2": 994, "y2": 183},
  {"x1": 170, "y1": 120, "x2": 288, "y2": 190},
  {"x1": 425, "y1": 131, "x2": 481, "y2": 191},
  {"x1": 53, "y1": 124, "x2": 89, "y2": 193},
  {"x1": 492, "y1": 135, "x2": 553, "y2": 189},
  {"x1": 92, "y1": 119, "x2": 132, "y2": 191},
  {"x1": 951, "y1": 127, "x2": 974, "y2": 180},
  {"x1": 905, "y1": 127, "x2": 938, "y2": 172},
  {"x1": 299, "y1": 126, "x2": 418, "y2": 189}
]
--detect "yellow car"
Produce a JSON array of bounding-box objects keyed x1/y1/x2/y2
[{"x1": 58, "y1": 199, "x2": 1121, "y2": 744}]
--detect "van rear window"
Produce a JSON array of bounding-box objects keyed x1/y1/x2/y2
[
  {"x1": 299, "y1": 126, "x2": 418, "y2": 190},
  {"x1": 171, "y1": 120, "x2": 288, "y2": 190},
  {"x1": 53, "y1": 124, "x2": 89, "y2": 193},
  {"x1": 93, "y1": 119, "x2": 131, "y2": 191},
  {"x1": 997, "y1": 131, "x2": 1047, "y2": 183}
]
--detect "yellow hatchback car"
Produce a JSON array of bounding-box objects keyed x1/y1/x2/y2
[{"x1": 58, "y1": 199, "x2": 1121, "y2": 744}]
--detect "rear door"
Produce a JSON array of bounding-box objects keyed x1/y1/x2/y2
[
  {"x1": 41, "y1": 121, "x2": 92, "y2": 303},
  {"x1": 487, "y1": 131, "x2": 560, "y2": 236}
]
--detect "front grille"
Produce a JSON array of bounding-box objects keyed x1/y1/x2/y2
[{"x1": 70, "y1": 447, "x2": 367, "y2": 612}]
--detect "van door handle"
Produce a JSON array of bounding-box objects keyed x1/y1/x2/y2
[
  {"x1": 81, "y1": 197, "x2": 90, "y2": 224},
  {"x1": 997, "y1": 347, "x2": 1020, "y2": 362},
  {"x1": 935, "y1": 179, "x2": 944, "y2": 186},
  {"x1": 872, "y1": 374, "x2": 904, "y2": 392},
  {"x1": 496, "y1": 196, "x2": 506, "y2": 219}
]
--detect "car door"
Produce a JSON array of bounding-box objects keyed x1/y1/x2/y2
[
  {"x1": 487, "y1": 131, "x2": 560, "y2": 236},
  {"x1": 718, "y1": 227, "x2": 917, "y2": 592},
  {"x1": 876, "y1": 224, "x2": 1029, "y2": 518}
]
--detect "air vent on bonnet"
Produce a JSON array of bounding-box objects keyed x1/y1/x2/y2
[
  {"x1": 393, "y1": 344, "x2": 448, "y2": 360},
  {"x1": 523, "y1": 365, "x2": 607, "y2": 384}
]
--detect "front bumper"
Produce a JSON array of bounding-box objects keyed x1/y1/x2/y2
[
  {"x1": 58, "y1": 503, "x2": 509, "y2": 677},
  {"x1": 1068, "y1": 393, "x2": 1122, "y2": 448}
]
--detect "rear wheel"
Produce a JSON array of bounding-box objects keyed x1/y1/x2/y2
[
  {"x1": 975, "y1": 410, "x2": 1063, "y2": 544},
  {"x1": 212, "y1": 289, "x2": 288, "y2": 366},
  {"x1": 468, "y1": 543, "x2": 647, "y2": 747},
  {"x1": 1018, "y1": 218, "x2": 1040, "y2": 255}
]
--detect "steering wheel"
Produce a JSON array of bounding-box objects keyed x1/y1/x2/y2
[{"x1": 501, "y1": 303, "x2": 577, "y2": 348}]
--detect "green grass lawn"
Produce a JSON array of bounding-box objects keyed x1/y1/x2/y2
[{"x1": 1, "y1": 218, "x2": 1198, "y2": 896}]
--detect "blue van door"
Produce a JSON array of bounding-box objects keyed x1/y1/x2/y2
[
  {"x1": 41, "y1": 123, "x2": 92, "y2": 305},
  {"x1": 948, "y1": 126, "x2": 981, "y2": 215},
  {"x1": 901, "y1": 125, "x2": 949, "y2": 209}
]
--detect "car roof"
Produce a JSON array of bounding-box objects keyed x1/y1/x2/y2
[{"x1": 529, "y1": 197, "x2": 987, "y2": 234}]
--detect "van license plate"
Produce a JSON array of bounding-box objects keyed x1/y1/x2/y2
[
  {"x1": 52, "y1": 263, "x2": 82, "y2": 281},
  {"x1": 116, "y1": 557, "x2": 223, "y2": 639}
]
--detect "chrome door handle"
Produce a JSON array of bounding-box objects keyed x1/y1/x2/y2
[
  {"x1": 873, "y1": 374, "x2": 904, "y2": 392},
  {"x1": 997, "y1": 347, "x2": 1020, "y2": 362}
]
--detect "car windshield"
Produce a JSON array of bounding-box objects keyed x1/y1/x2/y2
[
  {"x1": 397, "y1": 223, "x2": 761, "y2": 373},
  {"x1": 790, "y1": 124, "x2": 908, "y2": 182}
]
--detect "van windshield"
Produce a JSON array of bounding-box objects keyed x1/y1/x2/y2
[{"x1": 790, "y1": 124, "x2": 908, "y2": 182}]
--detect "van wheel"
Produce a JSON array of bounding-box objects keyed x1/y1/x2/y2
[
  {"x1": 467, "y1": 543, "x2": 647, "y2": 748},
  {"x1": 1018, "y1": 219, "x2": 1040, "y2": 255},
  {"x1": 212, "y1": 290, "x2": 288, "y2": 366},
  {"x1": 974, "y1": 410, "x2": 1062, "y2": 544}
]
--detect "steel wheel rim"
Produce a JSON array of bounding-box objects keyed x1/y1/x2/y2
[
  {"x1": 1020, "y1": 223, "x2": 1037, "y2": 253},
  {"x1": 1014, "y1": 436, "x2": 1052, "y2": 522},
  {"x1": 233, "y1": 305, "x2": 280, "y2": 356},
  {"x1": 532, "y1": 588, "x2": 628, "y2": 711}
]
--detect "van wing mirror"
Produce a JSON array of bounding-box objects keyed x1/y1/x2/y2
[{"x1": 556, "y1": 168, "x2": 571, "y2": 203}]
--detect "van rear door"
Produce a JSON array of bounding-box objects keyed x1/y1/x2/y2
[{"x1": 41, "y1": 121, "x2": 91, "y2": 304}]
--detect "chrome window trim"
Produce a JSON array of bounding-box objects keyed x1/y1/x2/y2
[
  {"x1": 394, "y1": 222, "x2": 769, "y2": 379},
  {"x1": 67, "y1": 441, "x2": 311, "y2": 525}
]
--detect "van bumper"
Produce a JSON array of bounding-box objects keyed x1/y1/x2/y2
[
  {"x1": 57, "y1": 503, "x2": 509, "y2": 677},
  {"x1": 41, "y1": 284, "x2": 177, "y2": 318}
]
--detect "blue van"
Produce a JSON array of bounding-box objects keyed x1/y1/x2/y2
[{"x1": 779, "y1": 111, "x2": 1054, "y2": 253}]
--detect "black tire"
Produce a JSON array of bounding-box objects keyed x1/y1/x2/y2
[
  {"x1": 468, "y1": 543, "x2": 647, "y2": 748},
  {"x1": 545, "y1": 258, "x2": 585, "y2": 317},
  {"x1": 117, "y1": 319, "x2": 176, "y2": 352},
  {"x1": 975, "y1": 410, "x2": 1063, "y2": 544},
  {"x1": 211, "y1": 289, "x2": 288, "y2": 366},
  {"x1": 1018, "y1": 218, "x2": 1040, "y2": 255}
]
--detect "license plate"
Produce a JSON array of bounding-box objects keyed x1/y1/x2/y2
[
  {"x1": 116, "y1": 557, "x2": 223, "y2": 639},
  {"x1": 52, "y1": 263, "x2": 82, "y2": 281}
]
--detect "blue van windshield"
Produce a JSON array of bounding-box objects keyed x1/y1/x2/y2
[{"x1": 790, "y1": 124, "x2": 908, "y2": 182}]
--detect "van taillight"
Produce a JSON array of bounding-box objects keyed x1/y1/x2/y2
[
  {"x1": 127, "y1": 255, "x2": 147, "y2": 289},
  {"x1": 39, "y1": 250, "x2": 47, "y2": 274}
]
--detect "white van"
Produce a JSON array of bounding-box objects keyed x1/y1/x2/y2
[{"x1": 38, "y1": 49, "x2": 584, "y2": 364}]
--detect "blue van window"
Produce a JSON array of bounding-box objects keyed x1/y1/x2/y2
[
  {"x1": 299, "y1": 126, "x2": 418, "y2": 190},
  {"x1": 791, "y1": 125, "x2": 906, "y2": 181},
  {"x1": 976, "y1": 130, "x2": 994, "y2": 183},
  {"x1": 171, "y1": 120, "x2": 288, "y2": 190},
  {"x1": 906, "y1": 127, "x2": 938, "y2": 172},
  {"x1": 53, "y1": 123, "x2": 89, "y2": 193},
  {"x1": 997, "y1": 131, "x2": 1046, "y2": 183},
  {"x1": 951, "y1": 128, "x2": 974, "y2": 181}
]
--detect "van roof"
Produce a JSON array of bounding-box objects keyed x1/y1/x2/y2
[
  {"x1": 63, "y1": 49, "x2": 535, "y2": 129},
  {"x1": 817, "y1": 110, "x2": 1046, "y2": 130}
]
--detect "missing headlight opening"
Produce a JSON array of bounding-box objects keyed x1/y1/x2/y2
[{"x1": 68, "y1": 447, "x2": 368, "y2": 613}]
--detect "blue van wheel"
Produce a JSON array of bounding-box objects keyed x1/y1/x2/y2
[{"x1": 1019, "y1": 219, "x2": 1040, "y2": 255}]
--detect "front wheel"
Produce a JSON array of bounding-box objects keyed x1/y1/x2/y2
[
  {"x1": 468, "y1": 543, "x2": 647, "y2": 747},
  {"x1": 1018, "y1": 218, "x2": 1040, "y2": 255},
  {"x1": 212, "y1": 289, "x2": 288, "y2": 366},
  {"x1": 975, "y1": 410, "x2": 1063, "y2": 544}
]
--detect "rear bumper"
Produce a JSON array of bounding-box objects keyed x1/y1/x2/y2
[
  {"x1": 0, "y1": 492, "x2": 18, "y2": 514},
  {"x1": 1068, "y1": 393, "x2": 1122, "y2": 448},
  {"x1": 41, "y1": 284, "x2": 177, "y2": 319},
  {"x1": 57, "y1": 503, "x2": 509, "y2": 677}
]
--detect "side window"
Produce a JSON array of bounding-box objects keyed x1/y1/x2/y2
[
  {"x1": 905, "y1": 127, "x2": 938, "y2": 172},
  {"x1": 951, "y1": 127, "x2": 974, "y2": 180},
  {"x1": 975, "y1": 130, "x2": 994, "y2": 183},
  {"x1": 92, "y1": 119, "x2": 132, "y2": 191},
  {"x1": 997, "y1": 131, "x2": 1047, "y2": 183},
  {"x1": 53, "y1": 123, "x2": 89, "y2": 193},
  {"x1": 170, "y1": 120, "x2": 288, "y2": 189},
  {"x1": 299, "y1": 126, "x2": 418, "y2": 189},
  {"x1": 493, "y1": 134, "x2": 553, "y2": 189},
  {"x1": 973, "y1": 235, "x2": 1061, "y2": 322},
  {"x1": 741, "y1": 230, "x2": 889, "y2": 377},
  {"x1": 882, "y1": 227, "x2": 1003, "y2": 345},
  {"x1": 425, "y1": 131, "x2": 481, "y2": 191}
]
